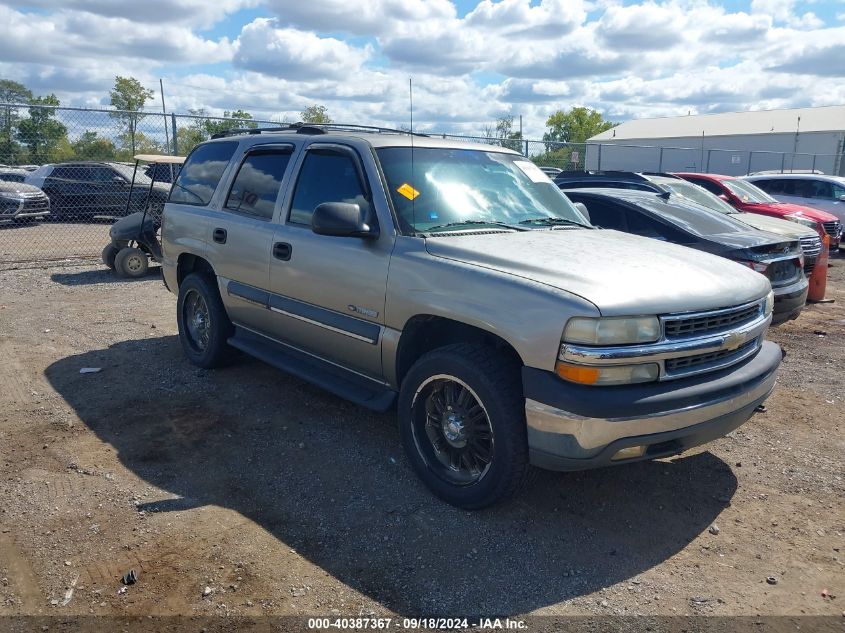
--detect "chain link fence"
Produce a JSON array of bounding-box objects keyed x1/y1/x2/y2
[{"x1": 1, "y1": 103, "x2": 842, "y2": 268}]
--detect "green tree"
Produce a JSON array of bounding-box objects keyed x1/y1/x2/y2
[
  {"x1": 115, "y1": 130, "x2": 165, "y2": 160},
  {"x1": 0, "y1": 79, "x2": 33, "y2": 163},
  {"x1": 109, "y1": 76, "x2": 154, "y2": 155},
  {"x1": 202, "y1": 109, "x2": 257, "y2": 138},
  {"x1": 176, "y1": 126, "x2": 206, "y2": 155},
  {"x1": 300, "y1": 104, "x2": 332, "y2": 124},
  {"x1": 543, "y1": 107, "x2": 615, "y2": 145},
  {"x1": 16, "y1": 95, "x2": 69, "y2": 162},
  {"x1": 483, "y1": 115, "x2": 523, "y2": 152},
  {"x1": 72, "y1": 131, "x2": 117, "y2": 160}
]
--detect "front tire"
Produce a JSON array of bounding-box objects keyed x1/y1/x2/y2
[
  {"x1": 114, "y1": 247, "x2": 148, "y2": 278},
  {"x1": 398, "y1": 343, "x2": 529, "y2": 509},
  {"x1": 176, "y1": 273, "x2": 234, "y2": 368}
]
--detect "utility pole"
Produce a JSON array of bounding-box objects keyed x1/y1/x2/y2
[
  {"x1": 790, "y1": 115, "x2": 800, "y2": 172},
  {"x1": 159, "y1": 78, "x2": 172, "y2": 157}
]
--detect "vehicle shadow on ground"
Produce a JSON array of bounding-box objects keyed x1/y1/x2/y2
[
  {"x1": 50, "y1": 267, "x2": 161, "y2": 286},
  {"x1": 45, "y1": 335, "x2": 737, "y2": 616}
]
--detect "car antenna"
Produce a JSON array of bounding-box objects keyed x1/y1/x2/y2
[{"x1": 410, "y1": 77, "x2": 416, "y2": 234}]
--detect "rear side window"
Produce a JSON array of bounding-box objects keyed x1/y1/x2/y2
[
  {"x1": 92, "y1": 166, "x2": 120, "y2": 182},
  {"x1": 170, "y1": 142, "x2": 238, "y2": 206},
  {"x1": 51, "y1": 166, "x2": 80, "y2": 180},
  {"x1": 578, "y1": 198, "x2": 626, "y2": 230},
  {"x1": 224, "y1": 150, "x2": 293, "y2": 220},
  {"x1": 626, "y1": 211, "x2": 690, "y2": 243},
  {"x1": 753, "y1": 179, "x2": 782, "y2": 194},
  {"x1": 289, "y1": 150, "x2": 369, "y2": 226}
]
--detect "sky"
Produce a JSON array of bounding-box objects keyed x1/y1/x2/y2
[{"x1": 0, "y1": 0, "x2": 842, "y2": 138}]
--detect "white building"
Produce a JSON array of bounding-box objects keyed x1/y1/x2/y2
[{"x1": 585, "y1": 105, "x2": 845, "y2": 176}]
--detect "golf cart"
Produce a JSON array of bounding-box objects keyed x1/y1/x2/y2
[{"x1": 101, "y1": 154, "x2": 184, "y2": 278}]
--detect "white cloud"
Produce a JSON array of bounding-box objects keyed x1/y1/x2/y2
[
  {"x1": 3, "y1": 0, "x2": 255, "y2": 27},
  {"x1": 0, "y1": 0, "x2": 842, "y2": 138},
  {"x1": 262, "y1": 0, "x2": 456, "y2": 35},
  {"x1": 233, "y1": 18, "x2": 372, "y2": 79}
]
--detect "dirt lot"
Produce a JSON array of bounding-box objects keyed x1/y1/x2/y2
[{"x1": 0, "y1": 255, "x2": 843, "y2": 624}]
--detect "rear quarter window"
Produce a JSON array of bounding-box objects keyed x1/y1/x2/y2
[{"x1": 170, "y1": 142, "x2": 238, "y2": 206}]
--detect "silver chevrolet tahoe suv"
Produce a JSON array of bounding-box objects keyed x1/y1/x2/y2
[{"x1": 161, "y1": 124, "x2": 782, "y2": 509}]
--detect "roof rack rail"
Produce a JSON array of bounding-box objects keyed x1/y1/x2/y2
[
  {"x1": 554, "y1": 170, "x2": 648, "y2": 180},
  {"x1": 210, "y1": 122, "x2": 429, "y2": 140},
  {"x1": 641, "y1": 171, "x2": 682, "y2": 179}
]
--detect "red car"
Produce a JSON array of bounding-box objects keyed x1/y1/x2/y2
[{"x1": 675, "y1": 173, "x2": 841, "y2": 251}]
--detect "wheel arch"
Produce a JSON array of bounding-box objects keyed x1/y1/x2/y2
[
  {"x1": 392, "y1": 315, "x2": 524, "y2": 390},
  {"x1": 176, "y1": 253, "x2": 216, "y2": 289}
]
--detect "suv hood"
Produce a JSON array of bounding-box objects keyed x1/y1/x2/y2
[
  {"x1": 729, "y1": 212, "x2": 814, "y2": 239},
  {"x1": 0, "y1": 180, "x2": 43, "y2": 196},
  {"x1": 744, "y1": 201, "x2": 838, "y2": 223},
  {"x1": 706, "y1": 230, "x2": 789, "y2": 250},
  {"x1": 425, "y1": 229, "x2": 770, "y2": 316}
]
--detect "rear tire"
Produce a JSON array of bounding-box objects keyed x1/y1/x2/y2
[
  {"x1": 101, "y1": 244, "x2": 119, "y2": 270},
  {"x1": 114, "y1": 247, "x2": 148, "y2": 278},
  {"x1": 176, "y1": 272, "x2": 234, "y2": 369},
  {"x1": 398, "y1": 343, "x2": 530, "y2": 509}
]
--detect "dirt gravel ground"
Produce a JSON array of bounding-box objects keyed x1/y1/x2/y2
[{"x1": 0, "y1": 255, "x2": 843, "y2": 625}]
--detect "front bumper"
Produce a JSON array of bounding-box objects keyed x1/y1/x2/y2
[
  {"x1": 0, "y1": 197, "x2": 50, "y2": 221},
  {"x1": 771, "y1": 276, "x2": 808, "y2": 325},
  {"x1": 523, "y1": 340, "x2": 781, "y2": 471}
]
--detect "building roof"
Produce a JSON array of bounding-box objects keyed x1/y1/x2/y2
[{"x1": 590, "y1": 105, "x2": 845, "y2": 141}]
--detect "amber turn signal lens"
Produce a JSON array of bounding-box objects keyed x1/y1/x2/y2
[{"x1": 555, "y1": 362, "x2": 600, "y2": 385}]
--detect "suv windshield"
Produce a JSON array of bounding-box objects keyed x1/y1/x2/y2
[
  {"x1": 723, "y1": 179, "x2": 777, "y2": 204},
  {"x1": 650, "y1": 177, "x2": 737, "y2": 215},
  {"x1": 111, "y1": 163, "x2": 153, "y2": 185},
  {"x1": 376, "y1": 147, "x2": 589, "y2": 234}
]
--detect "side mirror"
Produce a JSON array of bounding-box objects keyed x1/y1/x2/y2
[
  {"x1": 838, "y1": 194, "x2": 845, "y2": 202},
  {"x1": 113, "y1": 176, "x2": 127, "y2": 184},
  {"x1": 573, "y1": 202, "x2": 590, "y2": 223},
  {"x1": 718, "y1": 193, "x2": 730, "y2": 202},
  {"x1": 311, "y1": 202, "x2": 378, "y2": 238}
]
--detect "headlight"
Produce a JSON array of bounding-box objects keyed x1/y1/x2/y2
[
  {"x1": 564, "y1": 316, "x2": 661, "y2": 345},
  {"x1": 555, "y1": 361, "x2": 659, "y2": 386},
  {"x1": 785, "y1": 214, "x2": 817, "y2": 230},
  {"x1": 764, "y1": 290, "x2": 774, "y2": 316}
]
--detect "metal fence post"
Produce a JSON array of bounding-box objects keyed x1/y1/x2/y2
[
  {"x1": 597, "y1": 144, "x2": 602, "y2": 171},
  {"x1": 746, "y1": 151, "x2": 753, "y2": 175},
  {"x1": 171, "y1": 113, "x2": 179, "y2": 155},
  {"x1": 811, "y1": 154, "x2": 816, "y2": 173},
  {"x1": 780, "y1": 153, "x2": 785, "y2": 174},
  {"x1": 658, "y1": 147, "x2": 663, "y2": 172},
  {"x1": 705, "y1": 149, "x2": 712, "y2": 172}
]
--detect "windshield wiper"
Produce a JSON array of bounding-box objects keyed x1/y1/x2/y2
[
  {"x1": 518, "y1": 217, "x2": 591, "y2": 228},
  {"x1": 424, "y1": 220, "x2": 529, "y2": 233}
]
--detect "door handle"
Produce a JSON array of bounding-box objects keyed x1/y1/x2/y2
[
  {"x1": 273, "y1": 242, "x2": 292, "y2": 261},
  {"x1": 213, "y1": 228, "x2": 227, "y2": 244}
]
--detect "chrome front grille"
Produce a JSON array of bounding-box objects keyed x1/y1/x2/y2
[
  {"x1": 799, "y1": 235, "x2": 822, "y2": 258},
  {"x1": 560, "y1": 299, "x2": 770, "y2": 384},
  {"x1": 822, "y1": 221, "x2": 841, "y2": 237},
  {"x1": 665, "y1": 340, "x2": 757, "y2": 375},
  {"x1": 663, "y1": 302, "x2": 763, "y2": 339},
  {"x1": 21, "y1": 196, "x2": 49, "y2": 213}
]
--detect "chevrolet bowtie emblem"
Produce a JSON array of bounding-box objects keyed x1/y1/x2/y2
[{"x1": 724, "y1": 331, "x2": 745, "y2": 351}]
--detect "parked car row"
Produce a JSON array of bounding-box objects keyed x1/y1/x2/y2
[
  {"x1": 158, "y1": 124, "x2": 791, "y2": 508},
  {"x1": 0, "y1": 160, "x2": 183, "y2": 225}
]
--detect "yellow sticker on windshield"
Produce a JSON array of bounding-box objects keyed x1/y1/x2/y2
[{"x1": 397, "y1": 183, "x2": 420, "y2": 200}]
